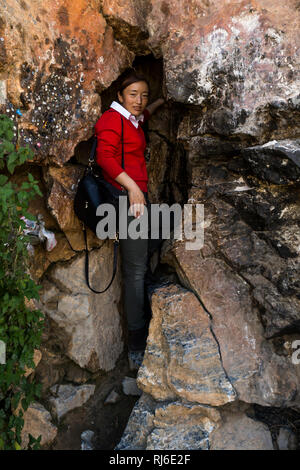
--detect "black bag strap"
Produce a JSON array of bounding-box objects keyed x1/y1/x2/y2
[
  {"x1": 83, "y1": 226, "x2": 119, "y2": 294},
  {"x1": 62, "y1": 227, "x2": 119, "y2": 294},
  {"x1": 88, "y1": 135, "x2": 98, "y2": 165},
  {"x1": 67, "y1": 114, "x2": 125, "y2": 293}
]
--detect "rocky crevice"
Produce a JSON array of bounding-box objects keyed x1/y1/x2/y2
[{"x1": 1, "y1": 0, "x2": 300, "y2": 450}]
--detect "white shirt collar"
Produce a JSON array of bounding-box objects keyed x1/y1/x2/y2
[{"x1": 110, "y1": 101, "x2": 144, "y2": 128}]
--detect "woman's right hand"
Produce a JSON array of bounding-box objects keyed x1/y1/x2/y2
[{"x1": 128, "y1": 186, "x2": 146, "y2": 218}]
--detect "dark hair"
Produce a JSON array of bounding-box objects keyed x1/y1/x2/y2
[{"x1": 117, "y1": 70, "x2": 150, "y2": 99}]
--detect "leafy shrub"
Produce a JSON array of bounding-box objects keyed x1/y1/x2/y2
[{"x1": 0, "y1": 114, "x2": 45, "y2": 450}]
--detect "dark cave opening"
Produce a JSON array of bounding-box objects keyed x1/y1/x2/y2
[{"x1": 71, "y1": 52, "x2": 189, "y2": 206}]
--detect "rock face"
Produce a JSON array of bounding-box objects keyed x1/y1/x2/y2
[
  {"x1": 137, "y1": 284, "x2": 236, "y2": 405},
  {"x1": 101, "y1": 0, "x2": 300, "y2": 143},
  {"x1": 209, "y1": 408, "x2": 273, "y2": 450},
  {"x1": 0, "y1": 0, "x2": 133, "y2": 164},
  {"x1": 21, "y1": 402, "x2": 57, "y2": 449},
  {"x1": 39, "y1": 242, "x2": 123, "y2": 373},
  {"x1": 116, "y1": 394, "x2": 274, "y2": 450},
  {"x1": 158, "y1": 254, "x2": 300, "y2": 408},
  {"x1": 1, "y1": 0, "x2": 300, "y2": 450}
]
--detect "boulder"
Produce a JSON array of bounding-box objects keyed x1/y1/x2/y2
[
  {"x1": 137, "y1": 284, "x2": 236, "y2": 406},
  {"x1": 21, "y1": 402, "x2": 57, "y2": 449},
  {"x1": 122, "y1": 377, "x2": 143, "y2": 397},
  {"x1": 116, "y1": 395, "x2": 221, "y2": 450},
  {"x1": 115, "y1": 393, "x2": 156, "y2": 450},
  {"x1": 40, "y1": 243, "x2": 123, "y2": 372},
  {"x1": 49, "y1": 383, "x2": 96, "y2": 421},
  {"x1": 210, "y1": 409, "x2": 273, "y2": 450},
  {"x1": 146, "y1": 401, "x2": 221, "y2": 450}
]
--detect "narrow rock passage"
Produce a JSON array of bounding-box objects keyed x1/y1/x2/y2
[{"x1": 49, "y1": 353, "x2": 139, "y2": 450}]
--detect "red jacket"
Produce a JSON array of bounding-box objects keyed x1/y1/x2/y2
[{"x1": 94, "y1": 108, "x2": 150, "y2": 192}]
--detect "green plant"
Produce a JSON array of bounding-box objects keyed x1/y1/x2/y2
[{"x1": 0, "y1": 114, "x2": 45, "y2": 450}]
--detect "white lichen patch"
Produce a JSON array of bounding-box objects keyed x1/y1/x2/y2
[
  {"x1": 231, "y1": 11, "x2": 261, "y2": 34},
  {"x1": 266, "y1": 28, "x2": 283, "y2": 44}
]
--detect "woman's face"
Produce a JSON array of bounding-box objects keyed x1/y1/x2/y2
[{"x1": 117, "y1": 81, "x2": 149, "y2": 117}]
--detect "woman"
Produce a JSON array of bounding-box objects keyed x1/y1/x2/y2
[{"x1": 94, "y1": 71, "x2": 165, "y2": 369}]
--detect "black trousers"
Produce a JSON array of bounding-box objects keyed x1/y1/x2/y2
[{"x1": 119, "y1": 192, "x2": 162, "y2": 331}]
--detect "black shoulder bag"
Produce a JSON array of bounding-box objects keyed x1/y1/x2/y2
[{"x1": 73, "y1": 115, "x2": 127, "y2": 293}]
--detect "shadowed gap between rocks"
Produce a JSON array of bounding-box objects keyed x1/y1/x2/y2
[{"x1": 56, "y1": 54, "x2": 192, "y2": 449}]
